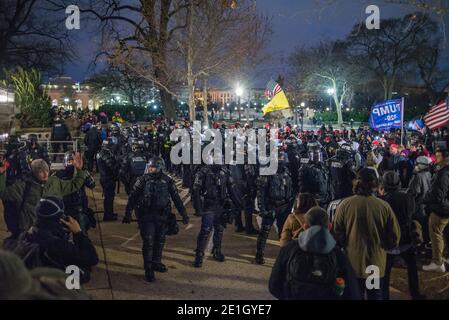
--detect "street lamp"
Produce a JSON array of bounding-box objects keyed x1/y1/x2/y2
[
  {"x1": 236, "y1": 85, "x2": 243, "y2": 121},
  {"x1": 327, "y1": 88, "x2": 335, "y2": 112}
]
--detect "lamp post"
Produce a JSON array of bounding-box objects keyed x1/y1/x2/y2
[{"x1": 236, "y1": 85, "x2": 243, "y2": 122}]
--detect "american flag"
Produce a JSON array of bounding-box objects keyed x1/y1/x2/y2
[
  {"x1": 424, "y1": 99, "x2": 449, "y2": 131},
  {"x1": 264, "y1": 79, "x2": 282, "y2": 99}
]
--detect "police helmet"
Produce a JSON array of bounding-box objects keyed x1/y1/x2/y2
[
  {"x1": 307, "y1": 141, "x2": 322, "y2": 163},
  {"x1": 148, "y1": 157, "x2": 165, "y2": 174},
  {"x1": 28, "y1": 134, "x2": 38, "y2": 146},
  {"x1": 63, "y1": 151, "x2": 75, "y2": 167},
  {"x1": 111, "y1": 125, "x2": 120, "y2": 135},
  {"x1": 7, "y1": 135, "x2": 22, "y2": 150}
]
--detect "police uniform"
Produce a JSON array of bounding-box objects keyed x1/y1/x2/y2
[
  {"x1": 124, "y1": 158, "x2": 189, "y2": 282},
  {"x1": 96, "y1": 138, "x2": 118, "y2": 221},
  {"x1": 255, "y1": 162, "x2": 293, "y2": 265},
  {"x1": 54, "y1": 160, "x2": 96, "y2": 232},
  {"x1": 192, "y1": 165, "x2": 241, "y2": 268}
]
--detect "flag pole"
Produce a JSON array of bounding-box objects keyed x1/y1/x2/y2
[{"x1": 401, "y1": 97, "x2": 405, "y2": 147}]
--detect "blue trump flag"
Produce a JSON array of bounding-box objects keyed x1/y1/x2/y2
[{"x1": 369, "y1": 98, "x2": 404, "y2": 132}]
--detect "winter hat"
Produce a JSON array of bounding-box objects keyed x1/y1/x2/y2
[
  {"x1": 416, "y1": 156, "x2": 432, "y2": 167},
  {"x1": 382, "y1": 171, "x2": 401, "y2": 190},
  {"x1": 36, "y1": 196, "x2": 65, "y2": 221},
  {"x1": 0, "y1": 250, "x2": 33, "y2": 300}
]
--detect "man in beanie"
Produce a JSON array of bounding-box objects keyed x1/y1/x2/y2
[
  {"x1": 334, "y1": 168, "x2": 401, "y2": 300},
  {"x1": 0, "y1": 153, "x2": 87, "y2": 239},
  {"x1": 0, "y1": 250, "x2": 89, "y2": 300},
  {"x1": 269, "y1": 207, "x2": 360, "y2": 300},
  {"x1": 13, "y1": 196, "x2": 98, "y2": 284},
  {"x1": 380, "y1": 171, "x2": 424, "y2": 300},
  {"x1": 407, "y1": 156, "x2": 432, "y2": 245}
]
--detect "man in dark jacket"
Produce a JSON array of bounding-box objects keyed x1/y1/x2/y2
[
  {"x1": 407, "y1": 156, "x2": 432, "y2": 244},
  {"x1": 380, "y1": 171, "x2": 424, "y2": 300},
  {"x1": 25, "y1": 134, "x2": 51, "y2": 166},
  {"x1": 84, "y1": 123, "x2": 102, "y2": 172},
  {"x1": 51, "y1": 118, "x2": 71, "y2": 162},
  {"x1": 14, "y1": 196, "x2": 99, "y2": 284},
  {"x1": 423, "y1": 149, "x2": 449, "y2": 273},
  {"x1": 269, "y1": 207, "x2": 360, "y2": 300}
]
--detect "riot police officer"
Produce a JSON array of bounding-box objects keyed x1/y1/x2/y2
[
  {"x1": 192, "y1": 163, "x2": 241, "y2": 268},
  {"x1": 25, "y1": 134, "x2": 51, "y2": 166},
  {"x1": 255, "y1": 152, "x2": 294, "y2": 265},
  {"x1": 96, "y1": 137, "x2": 119, "y2": 221},
  {"x1": 121, "y1": 139, "x2": 151, "y2": 217},
  {"x1": 54, "y1": 151, "x2": 96, "y2": 232},
  {"x1": 298, "y1": 142, "x2": 332, "y2": 208},
  {"x1": 51, "y1": 117, "x2": 71, "y2": 162},
  {"x1": 123, "y1": 157, "x2": 189, "y2": 283},
  {"x1": 328, "y1": 143, "x2": 356, "y2": 201}
]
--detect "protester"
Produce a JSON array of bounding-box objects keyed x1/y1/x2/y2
[
  {"x1": 280, "y1": 193, "x2": 317, "y2": 247},
  {"x1": 380, "y1": 171, "x2": 425, "y2": 300},
  {"x1": 11, "y1": 197, "x2": 99, "y2": 284},
  {"x1": 269, "y1": 207, "x2": 360, "y2": 300},
  {"x1": 423, "y1": 149, "x2": 449, "y2": 273},
  {"x1": 333, "y1": 168, "x2": 401, "y2": 300}
]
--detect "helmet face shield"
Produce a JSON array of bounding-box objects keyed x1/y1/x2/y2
[
  {"x1": 64, "y1": 151, "x2": 75, "y2": 167},
  {"x1": 148, "y1": 157, "x2": 164, "y2": 174}
]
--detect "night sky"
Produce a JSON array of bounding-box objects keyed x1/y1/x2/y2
[{"x1": 65, "y1": 0, "x2": 439, "y2": 83}]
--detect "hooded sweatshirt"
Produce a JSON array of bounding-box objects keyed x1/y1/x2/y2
[{"x1": 269, "y1": 226, "x2": 360, "y2": 300}]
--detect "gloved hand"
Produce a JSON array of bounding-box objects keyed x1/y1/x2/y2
[
  {"x1": 182, "y1": 215, "x2": 190, "y2": 225},
  {"x1": 122, "y1": 214, "x2": 132, "y2": 224}
]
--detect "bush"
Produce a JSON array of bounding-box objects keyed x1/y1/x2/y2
[
  {"x1": 314, "y1": 110, "x2": 370, "y2": 123},
  {"x1": 2, "y1": 67, "x2": 52, "y2": 128}
]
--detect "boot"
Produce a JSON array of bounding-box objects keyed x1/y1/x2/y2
[
  {"x1": 152, "y1": 238, "x2": 167, "y2": 273},
  {"x1": 145, "y1": 269, "x2": 155, "y2": 282},
  {"x1": 212, "y1": 247, "x2": 225, "y2": 262},
  {"x1": 255, "y1": 225, "x2": 270, "y2": 265},
  {"x1": 194, "y1": 251, "x2": 204, "y2": 268}
]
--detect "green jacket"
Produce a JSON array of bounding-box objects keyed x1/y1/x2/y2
[
  {"x1": 333, "y1": 195, "x2": 401, "y2": 279},
  {"x1": 0, "y1": 169, "x2": 87, "y2": 233}
]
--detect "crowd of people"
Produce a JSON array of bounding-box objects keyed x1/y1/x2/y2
[{"x1": 1, "y1": 112, "x2": 449, "y2": 300}]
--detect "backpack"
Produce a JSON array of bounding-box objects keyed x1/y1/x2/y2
[{"x1": 285, "y1": 246, "x2": 340, "y2": 300}]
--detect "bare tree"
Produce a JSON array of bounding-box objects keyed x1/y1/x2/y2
[
  {"x1": 0, "y1": 0, "x2": 73, "y2": 76},
  {"x1": 346, "y1": 12, "x2": 439, "y2": 100},
  {"x1": 290, "y1": 41, "x2": 362, "y2": 126},
  {"x1": 174, "y1": 0, "x2": 271, "y2": 122}
]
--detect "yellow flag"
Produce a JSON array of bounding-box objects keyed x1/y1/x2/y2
[{"x1": 262, "y1": 90, "x2": 290, "y2": 115}]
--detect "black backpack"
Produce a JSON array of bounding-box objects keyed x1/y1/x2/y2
[
  {"x1": 269, "y1": 173, "x2": 291, "y2": 202},
  {"x1": 285, "y1": 246, "x2": 340, "y2": 300}
]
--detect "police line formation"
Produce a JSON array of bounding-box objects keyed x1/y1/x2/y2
[{"x1": 0, "y1": 118, "x2": 448, "y2": 300}]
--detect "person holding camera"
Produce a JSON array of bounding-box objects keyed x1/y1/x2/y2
[
  {"x1": 11, "y1": 196, "x2": 99, "y2": 284},
  {"x1": 122, "y1": 157, "x2": 189, "y2": 283}
]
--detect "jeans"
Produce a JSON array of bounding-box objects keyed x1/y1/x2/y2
[
  {"x1": 357, "y1": 278, "x2": 384, "y2": 300},
  {"x1": 383, "y1": 249, "x2": 420, "y2": 300}
]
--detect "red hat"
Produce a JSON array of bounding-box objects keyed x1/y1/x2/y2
[
  {"x1": 390, "y1": 144, "x2": 399, "y2": 149},
  {"x1": 373, "y1": 140, "x2": 380, "y2": 146}
]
